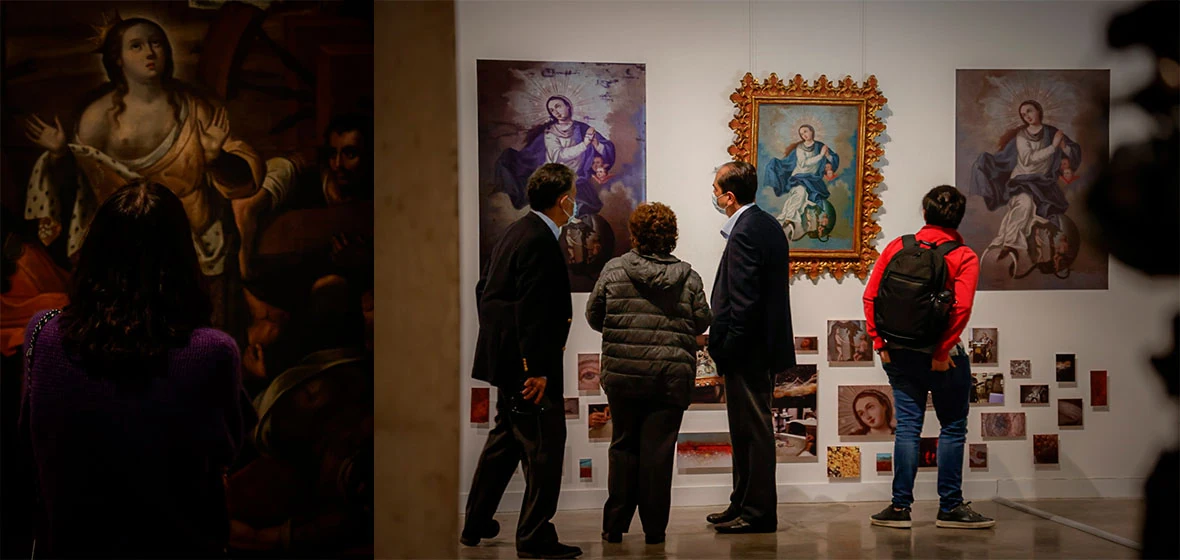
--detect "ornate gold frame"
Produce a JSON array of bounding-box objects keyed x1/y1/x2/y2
[{"x1": 728, "y1": 73, "x2": 887, "y2": 281}]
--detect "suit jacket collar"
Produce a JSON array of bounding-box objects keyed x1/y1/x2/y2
[{"x1": 721, "y1": 203, "x2": 759, "y2": 239}]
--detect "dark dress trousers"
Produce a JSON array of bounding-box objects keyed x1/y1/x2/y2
[
  {"x1": 708, "y1": 205, "x2": 795, "y2": 529},
  {"x1": 465, "y1": 212, "x2": 573, "y2": 550}
]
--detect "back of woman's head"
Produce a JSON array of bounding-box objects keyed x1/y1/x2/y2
[
  {"x1": 629, "y1": 202, "x2": 678, "y2": 255},
  {"x1": 62, "y1": 180, "x2": 212, "y2": 378}
]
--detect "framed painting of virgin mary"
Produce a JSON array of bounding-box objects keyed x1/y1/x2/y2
[{"x1": 728, "y1": 73, "x2": 886, "y2": 281}]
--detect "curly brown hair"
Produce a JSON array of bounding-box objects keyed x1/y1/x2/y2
[{"x1": 629, "y1": 202, "x2": 678, "y2": 255}]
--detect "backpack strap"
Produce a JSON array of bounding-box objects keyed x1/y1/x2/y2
[
  {"x1": 932, "y1": 240, "x2": 963, "y2": 259},
  {"x1": 901, "y1": 234, "x2": 918, "y2": 250}
]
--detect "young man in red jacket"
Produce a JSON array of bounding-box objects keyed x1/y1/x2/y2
[{"x1": 863, "y1": 186, "x2": 995, "y2": 529}]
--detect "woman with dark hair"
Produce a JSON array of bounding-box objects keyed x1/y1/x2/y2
[
  {"x1": 850, "y1": 389, "x2": 896, "y2": 436},
  {"x1": 23, "y1": 15, "x2": 263, "y2": 331},
  {"x1": 586, "y1": 202, "x2": 711, "y2": 545},
  {"x1": 20, "y1": 181, "x2": 252, "y2": 557},
  {"x1": 493, "y1": 95, "x2": 616, "y2": 215}
]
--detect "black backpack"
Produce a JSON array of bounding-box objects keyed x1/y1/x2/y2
[{"x1": 873, "y1": 235, "x2": 962, "y2": 353}]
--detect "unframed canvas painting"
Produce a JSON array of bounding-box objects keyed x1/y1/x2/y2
[
  {"x1": 955, "y1": 70, "x2": 1109, "y2": 290},
  {"x1": 477, "y1": 60, "x2": 647, "y2": 292}
]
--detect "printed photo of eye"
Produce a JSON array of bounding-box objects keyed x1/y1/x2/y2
[{"x1": 577, "y1": 353, "x2": 601, "y2": 393}]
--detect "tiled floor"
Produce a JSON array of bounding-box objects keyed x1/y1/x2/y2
[{"x1": 459, "y1": 499, "x2": 1141, "y2": 559}]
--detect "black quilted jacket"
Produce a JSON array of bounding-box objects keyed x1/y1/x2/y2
[{"x1": 586, "y1": 250, "x2": 712, "y2": 409}]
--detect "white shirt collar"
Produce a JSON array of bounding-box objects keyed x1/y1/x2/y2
[
  {"x1": 720, "y1": 203, "x2": 755, "y2": 239},
  {"x1": 531, "y1": 210, "x2": 561, "y2": 239}
]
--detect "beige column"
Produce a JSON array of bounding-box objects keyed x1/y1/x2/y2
[{"x1": 374, "y1": 1, "x2": 459, "y2": 558}]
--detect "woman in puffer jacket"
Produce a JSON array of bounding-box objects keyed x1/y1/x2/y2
[{"x1": 586, "y1": 202, "x2": 712, "y2": 545}]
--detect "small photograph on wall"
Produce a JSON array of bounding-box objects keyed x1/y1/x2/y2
[
  {"x1": 677, "y1": 432, "x2": 733, "y2": 473},
  {"x1": 1058, "y1": 398, "x2": 1084, "y2": 428},
  {"x1": 971, "y1": 372, "x2": 1005, "y2": 405},
  {"x1": 876, "y1": 453, "x2": 893, "y2": 474},
  {"x1": 773, "y1": 365, "x2": 819, "y2": 462},
  {"x1": 827, "y1": 320, "x2": 873, "y2": 366},
  {"x1": 564, "y1": 397, "x2": 579, "y2": 420},
  {"x1": 919, "y1": 437, "x2": 939, "y2": 468},
  {"x1": 969, "y1": 444, "x2": 988, "y2": 469},
  {"x1": 1010, "y1": 359, "x2": 1032, "y2": 379},
  {"x1": 588, "y1": 403, "x2": 612, "y2": 441},
  {"x1": 1034, "y1": 434, "x2": 1060, "y2": 465},
  {"x1": 691, "y1": 335, "x2": 726, "y2": 409},
  {"x1": 477, "y1": 60, "x2": 647, "y2": 292},
  {"x1": 578, "y1": 353, "x2": 601, "y2": 393},
  {"x1": 579, "y1": 458, "x2": 593, "y2": 481},
  {"x1": 969, "y1": 328, "x2": 999, "y2": 366},
  {"x1": 827, "y1": 446, "x2": 861, "y2": 479},
  {"x1": 1020, "y1": 384, "x2": 1050, "y2": 405},
  {"x1": 1091, "y1": 370, "x2": 1108, "y2": 407},
  {"x1": 955, "y1": 69, "x2": 1110, "y2": 291},
  {"x1": 837, "y1": 385, "x2": 895, "y2": 439},
  {"x1": 794, "y1": 336, "x2": 819, "y2": 355},
  {"x1": 981, "y1": 412, "x2": 1027, "y2": 438},
  {"x1": 471, "y1": 387, "x2": 491, "y2": 424},
  {"x1": 1056, "y1": 353, "x2": 1077, "y2": 383}
]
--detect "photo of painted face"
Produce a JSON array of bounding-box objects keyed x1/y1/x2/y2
[
  {"x1": 838, "y1": 385, "x2": 896, "y2": 439},
  {"x1": 794, "y1": 336, "x2": 819, "y2": 355}
]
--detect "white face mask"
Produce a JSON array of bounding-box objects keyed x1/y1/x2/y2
[
  {"x1": 561, "y1": 195, "x2": 580, "y2": 225},
  {"x1": 712, "y1": 192, "x2": 729, "y2": 215}
]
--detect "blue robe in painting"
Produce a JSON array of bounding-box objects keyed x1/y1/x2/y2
[
  {"x1": 969, "y1": 124, "x2": 1080, "y2": 223},
  {"x1": 764, "y1": 141, "x2": 840, "y2": 203},
  {"x1": 493, "y1": 121, "x2": 616, "y2": 216}
]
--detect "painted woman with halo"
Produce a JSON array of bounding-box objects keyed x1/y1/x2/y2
[
  {"x1": 494, "y1": 95, "x2": 616, "y2": 216},
  {"x1": 23, "y1": 14, "x2": 263, "y2": 331}
]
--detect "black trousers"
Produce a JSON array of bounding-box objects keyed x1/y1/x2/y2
[
  {"x1": 464, "y1": 391, "x2": 566, "y2": 550},
  {"x1": 601, "y1": 394, "x2": 684, "y2": 537},
  {"x1": 723, "y1": 369, "x2": 777, "y2": 528}
]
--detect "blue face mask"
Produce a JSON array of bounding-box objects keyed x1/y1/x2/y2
[
  {"x1": 562, "y1": 196, "x2": 580, "y2": 225},
  {"x1": 712, "y1": 192, "x2": 728, "y2": 215}
]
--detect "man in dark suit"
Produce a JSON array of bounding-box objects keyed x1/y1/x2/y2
[
  {"x1": 705, "y1": 161, "x2": 795, "y2": 534},
  {"x1": 462, "y1": 163, "x2": 582, "y2": 559}
]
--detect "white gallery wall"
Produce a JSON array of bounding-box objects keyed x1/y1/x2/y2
[{"x1": 455, "y1": 0, "x2": 1179, "y2": 512}]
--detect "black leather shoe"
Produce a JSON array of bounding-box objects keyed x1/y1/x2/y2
[
  {"x1": 713, "y1": 517, "x2": 776, "y2": 534},
  {"x1": 460, "y1": 519, "x2": 500, "y2": 546},
  {"x1": 601, "y1": 531, "x2": 622, "y2": 543},
  {"x1": 706, "y1": 506, "x2": 740, "y2": 524},
  {"x1": 516, "y1": 542, "x2": 583, "y2": 559}
]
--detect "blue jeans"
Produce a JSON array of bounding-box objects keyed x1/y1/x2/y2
[{"x1": 884, "y1": 348, "x2": 971, "y2": 512}]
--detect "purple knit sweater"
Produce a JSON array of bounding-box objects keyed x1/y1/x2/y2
[{"x1": 20, "y1": 310, "x2": 250, "y2": 557}]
